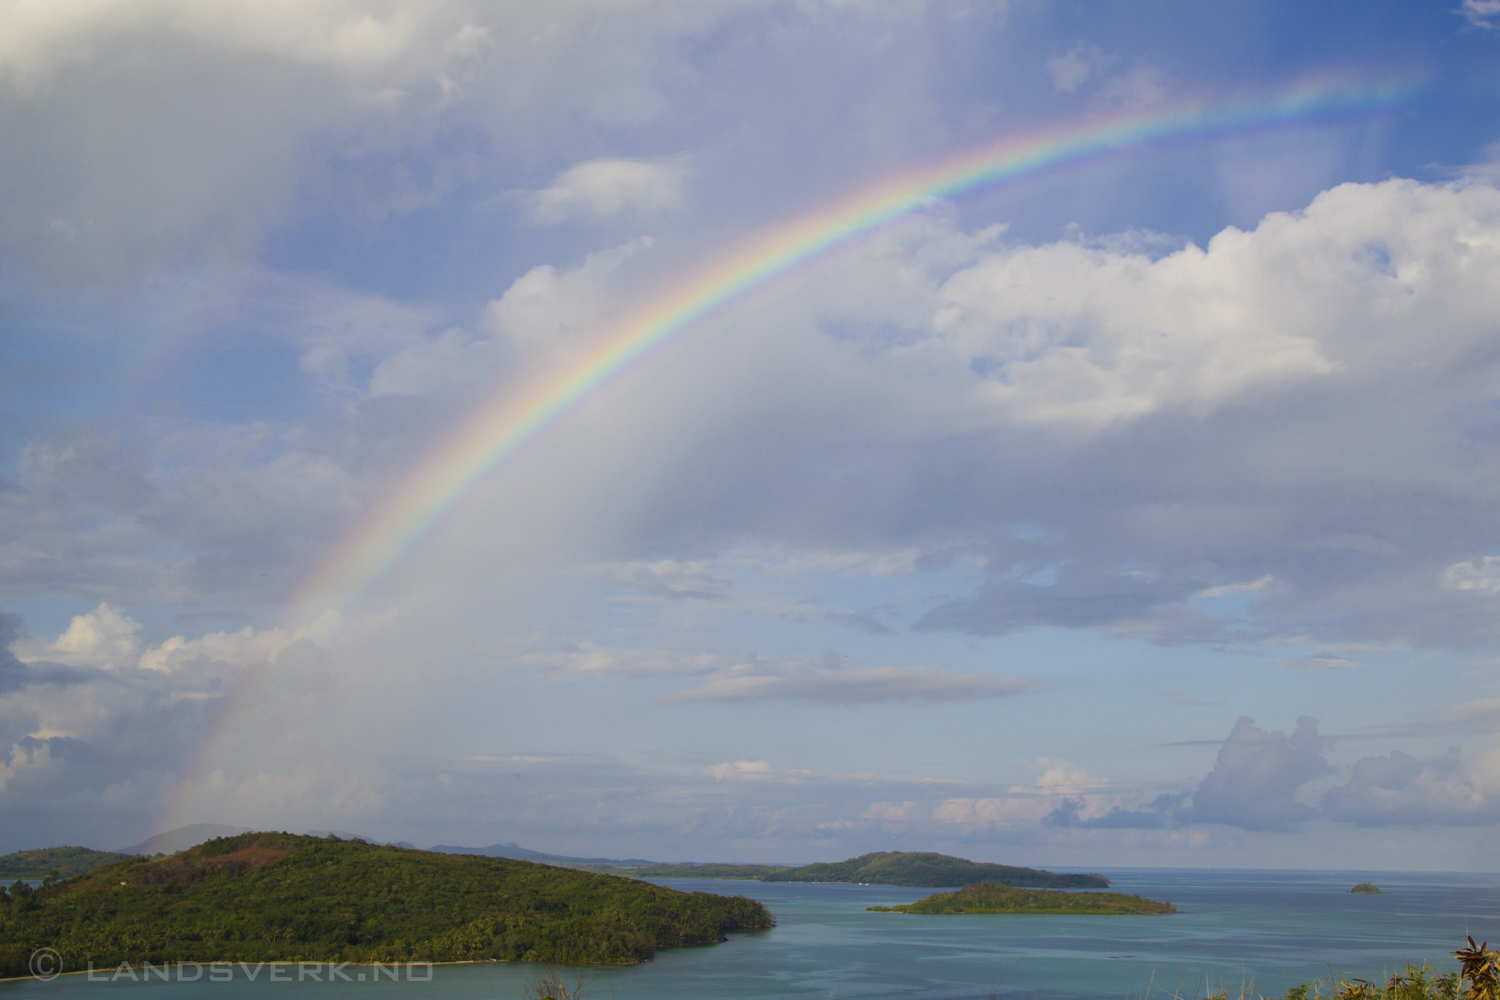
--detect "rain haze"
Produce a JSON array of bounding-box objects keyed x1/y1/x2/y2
[{"x1": 2, "y1": 1, "x2": 1500, "y2": 872}]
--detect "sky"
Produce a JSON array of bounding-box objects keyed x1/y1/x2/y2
[{"x1": 2, "y1": 1, "x2": 1500, "y2": 871}]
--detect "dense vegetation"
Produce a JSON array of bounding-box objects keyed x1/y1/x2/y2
[
  {"x1": 1350, "y1": 882, "x2": 1384, "y2": 894},
  {"x1": 1267, "y1": 939, "x2": 1497, "y2": 1000},
  {"x1": 763, "y1": 852, "x2": 1110, "y2": 888},
  {"x1": 0, "y1": 833, "x2": 773, "y2": 977},
  {"x1": 0, "y1": 847, "x2": 135, "y2": 880},
  {"x1": 866, "y1": 882, "x2": 1175, "y2": 915}
]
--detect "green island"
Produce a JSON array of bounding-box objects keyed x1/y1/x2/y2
[
  {"x1": 866, "y1": 882, "x2": 1175, "y2": 915},
  {"x1": 1350, "y1": 882, "x2": 1384, "y2": 894},
  {"x1": 631, "y1": 851, "x2": 1109, "y2": 888},
  {"x1": 0, "y1": 832, "x2": 772, "y2": 978},
  {"x1": 0, "y1": 846, "x2": 135, "y2": 880}
]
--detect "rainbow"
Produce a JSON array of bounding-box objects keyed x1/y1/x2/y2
[
  {"x1": 158, "y1": 79, "x2": 1416, "y2": 834},
  {"x1": 292, "y1": 80, "x2": 1412, "y2": 616}
]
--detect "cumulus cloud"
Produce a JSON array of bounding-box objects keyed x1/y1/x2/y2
[
  {"x1": 1049, "y1": 715, "x2": 1500, "y2": 833},
  {"x1": 1323, "y1": 744, "x2": 1500, "y2": 826},
  {"x1": 480, "y1": 238, "x2": 655, "y2": 357},
  {"x1": 1010, "y1": 757, "x2": 1110, "y2": 796},
  {"x1": 10, "y1": 602, "x2": 343, "y2": 689},
  {"x1": 1444, "y1": 556, "x2": 1500, "y2": 593},
  {"x1": 13, "y1": 604, "x2": 339, "y2": 675},
  {"x1": 1188, "y1": 716, "x2": 1330, "y2": 831},
  {"x1": 0, "y1": 1, "x2": 437, "y2": 84},
  {"x1": 932, "y1": 794, "x2": 1056, "y2": 829},
  {"x1": 37, "y1": 603, "x2": 142, "y2": 671},
  {"x1": 929, "y1": 224, "x2": 1338, "y2": 429},
  {"x1": 900, "y1": 178, "x2": 1500, "y2": 648},
  {"x1": 0, "y1": 3, "x2": 733, "y2": 287},
  {"x1": 2, "y1": 0, "x2": 1498, "y2": 869},
  {"x1": 522, "y1": 157, "x2": 691, "y2": 225}
]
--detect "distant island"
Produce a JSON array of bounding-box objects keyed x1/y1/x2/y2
[
  {"x1": 867, "y1": 882, "x2": 1175, "y2": 915},
  {"x1": 633, "y1": 852, "x2": 1109, "y2": 889},
  {"x1": 0, "y1": 832, "x2": 772, "y2": 977},
  {"x1": 431, "y1": 841, "x2": 657, "y2": 872},
  {"x1": 1350, "y1": 882, "x2": 1383, "y2": 894},
  {"x1": 0, "y1": 846, "x2": 134, "y2": 879},
  {"x1": 631, "y1": 862, "x2": 782, "y2": 879}
]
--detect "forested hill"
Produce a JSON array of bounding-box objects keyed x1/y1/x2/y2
[
  {"x1": 630, "y1": 852, "x2": 1108, "y2": 888},
  {"x1": 868, "y1": 883, "x2": 1173, "y2": 915},
  {"x1": 762, "y1": 852, "x2": 1110, "y2": 888},
  {"x1": 0, "y1": 847, "x2": 134, "y2": 879},
  {"x1": 0, "y1": 832, "x2": 773, "y2": 978}
]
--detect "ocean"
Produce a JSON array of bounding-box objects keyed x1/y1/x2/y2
[{"x1": 5, "y1": 868, "x2": 1497, "y2": 1000}]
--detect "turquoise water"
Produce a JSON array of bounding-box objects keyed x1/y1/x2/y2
[{"x1": 5, "y1": 869, "x2": 1497, "y2": 1000}]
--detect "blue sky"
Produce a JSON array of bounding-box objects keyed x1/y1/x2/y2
[{"x1": 3, "y1": 1, "x2": 1500, "y2": 870}]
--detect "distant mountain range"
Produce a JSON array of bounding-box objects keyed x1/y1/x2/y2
[{"x1": 428, "y1": 841, "x2": 658, "y2": 867}]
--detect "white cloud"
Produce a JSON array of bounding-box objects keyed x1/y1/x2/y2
[
  {"x1": 1460, "y1": 0, "x2": 1500, "y2": 28},
  {"x1": 35, "y1": 603, "x2": 142, "y2": 671},
  {"x1": 522, "y1": 638, "x2": 1035, "y2": 705},
  {"x1": 15, "y1": 604, "x2": 339, "y2": 674},
  {"x1": 136, "y1": 613, "x2": 340, "y2": 673},
  {"x1": 930, "y1": 222, "x2": 1339, "y2": 429},
  {"x1": 0, "y1": 4, "x2": 736, "y2": 288},
  {"x1": 706, "y1": 759, "x2": 775, "y2": 781},
  {"x1": 1092, "y1": 64, "x2": 1167, "y2": 111},
  {"x1": 1010, "y1": 757, "x2": 1110, "y2": 796},
  {"x1": 1189, "y1": 716, "x2": 1330, "y2": 831},
  {"x1": 1272, "y1": 654, "x2": 1370, "y2": 670},
  {"x1": 580, "y1": 559, "x2": 730, "y2": 600},
  {"x1": 949, "y1": 176, "x2": 1500, "y2": 428},
  {"x1": 0, "y1": 1, "x2": 436, "y2": 85},
  {"x1": 1045, "y1": 43, "x2": 1107, "y2": 93},
  {"x1": 662, "y1": 664, "x2": 1035, "y2": 705},
  {"x1": 481, "y1": 238, "x2": 654, "y2": 356},
  {"x1": 861, "y1": 800, "x2": 919, "y2": 821},
  {"x1": 522, "y1": 157, "x2": 691, "y2": 225},
  {"x1": 747, "y1": 547, "x2": 928, "y2": 579},
  {"x1": 1444, "y1": 556, "x2": 1500, "y2": 592},
  {"x1": 1324, "y1": 743, "x2": 1500, "y2": 825},
  {"x1": 933, "y1": 795, "x2": 1055, "y2": 829},
  {"x1": 1194, "y1": 576, "x2": 1278, "y2": 599},
  {"x1": 520, "y1": 640, "x2": 727, "y2": 679}
]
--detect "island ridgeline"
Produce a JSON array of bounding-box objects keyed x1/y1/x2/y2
[
  {"x1": 0, "y1": 832, "x2": 772, "y2": 978},
  {"x1": 866, "y1": 882, "x2": 1174, "y2": 915}
]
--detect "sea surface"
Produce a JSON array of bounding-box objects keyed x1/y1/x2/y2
[{"x1": 5, "y1": 868, "x2": 1498, "y2": 1000}]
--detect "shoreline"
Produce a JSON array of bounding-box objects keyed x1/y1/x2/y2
[{"x1": 0, "y1": 959, "x2": 517, "y2": 984}]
